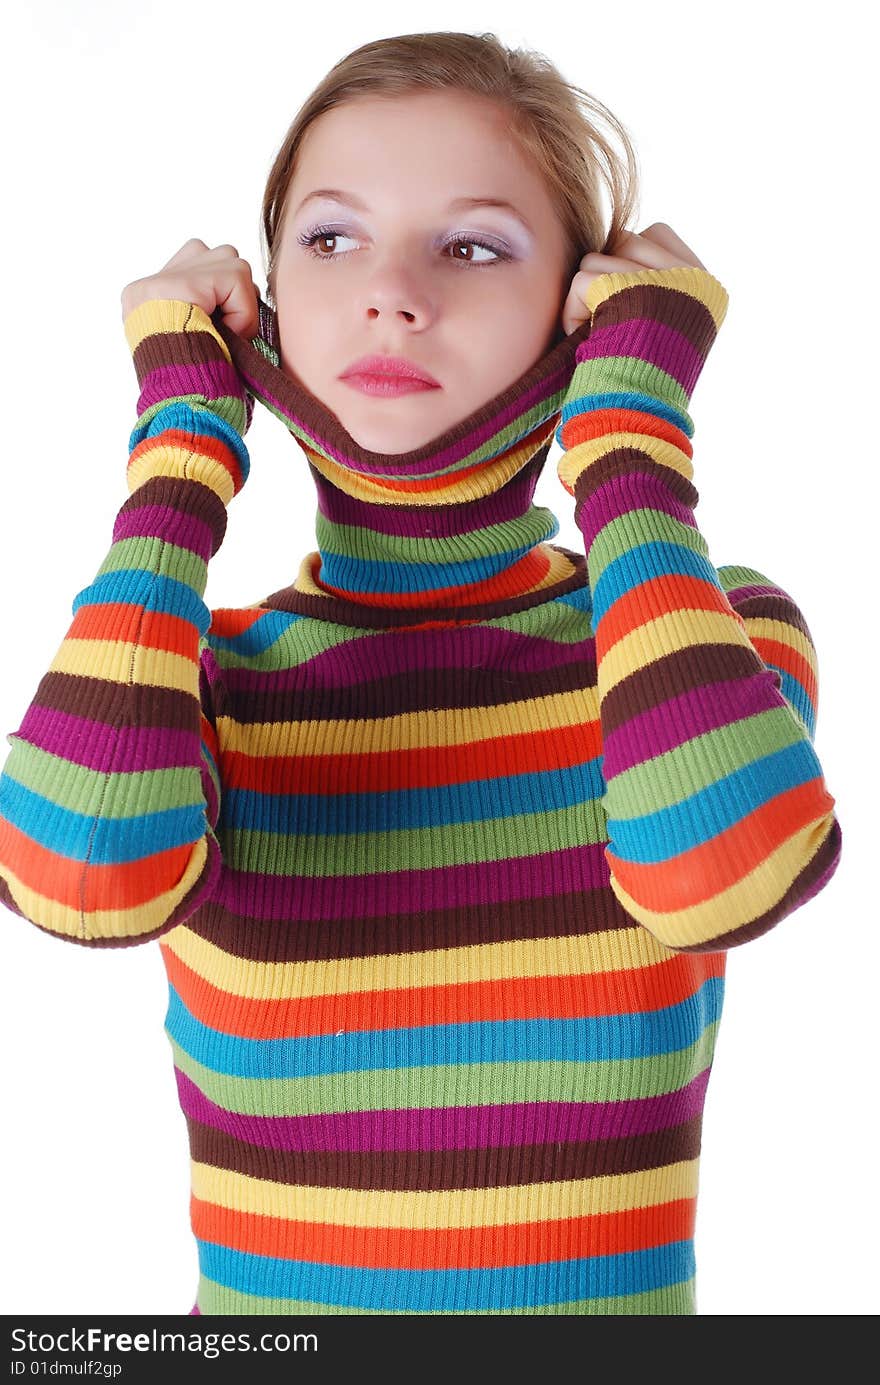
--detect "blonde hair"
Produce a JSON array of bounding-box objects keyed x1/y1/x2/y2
[{"x1": 259, "y1": 30, "x2": 640, "y2": 300}]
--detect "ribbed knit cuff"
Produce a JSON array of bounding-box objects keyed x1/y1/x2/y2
[{"x1": 124, "y1": 298, "x2": 253, "y2": 439}]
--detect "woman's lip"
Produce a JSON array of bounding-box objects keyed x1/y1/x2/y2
[{"x1": 340, "y1": 374, "x2": 441, "y2": 397}]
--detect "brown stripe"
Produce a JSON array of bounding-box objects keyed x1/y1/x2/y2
[
  {"x1": 186, "y1": 1113, "x2": 704, "y2": 1191},
  {"x1": 590, "y1": 280, "x2": 719, "y2": 360},
  {"x1": 131, "y1": 318, "x2": 228, "y2": 387},
  {"x1": 220, "y1": 643, "x2": 598, "y2": 724},
  {"x1": 600, "y1": 644, "x2": 767, "y2": 737},
  {"x1": 726, "y1": 589, "x2": 813, "y2": 643},
  {"x1": 181, "y1": 886, "x2": 638, "y2": 964},
  {"x1": 213, "y1": 299, "x2": 593, "y2": 475},
  {"x1": 31, "y1": 673, "x2": 200, "y2": 734},
  {"x1": 117, "y1": 475, "x2": 228, "y2": 557},
  {"x1": 261, "y1": 551, "x2": 590, "y2": 630},
  {"x1": 572, "y1": 451, "x2": 700, "y2": 517},
  {"x1": 679, "y1": 815, "x2": 842, "y2": 953}
]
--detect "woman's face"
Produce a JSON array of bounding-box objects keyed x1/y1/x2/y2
[{"x1": 271, "y1": 89, "x2": 572, "y2": 455}]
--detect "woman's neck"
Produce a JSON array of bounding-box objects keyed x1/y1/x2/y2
[{"x1": 212, "y1": 297, "x2": 593, "y2": 628}]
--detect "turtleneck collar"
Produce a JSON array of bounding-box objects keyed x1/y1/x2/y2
[{"x1": 211, "y1": 294, "x2": 593, "y2": 629}]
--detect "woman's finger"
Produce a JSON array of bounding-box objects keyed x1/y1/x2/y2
[{"x1": 637, "y1": 223, "x2": 706, "y2": 269}]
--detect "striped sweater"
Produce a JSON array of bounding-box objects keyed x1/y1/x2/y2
[{"x1": 0, "y1": 266, "x2": 842, "y2": 1315}]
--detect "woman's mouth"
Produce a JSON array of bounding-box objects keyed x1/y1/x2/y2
[{"x1": 340, "y1": 374, "x2": 440, "y2": 397}]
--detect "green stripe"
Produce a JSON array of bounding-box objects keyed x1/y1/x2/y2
[
  {"x1": 168, "y1": 1022, "x2": 719, "y2": 1116},
  {"x1": 316, "y1": 507, "x2": 558, "y2": 563},
  {"x1": 95, "y1": 536, "x2": 208, "y2": 591},
  {"x1": 589, "y1": 508, "x2": 707, "y2": 586},
  {"x1": 197, "y1": 1276, "x2": 696, "y2": 1315},
  {"x1": 568, "y1": 355, "x2": 691, "y2": 415},
  {"x1": 224, "y1": 799, "x2": 611, "y2": 877},
  {"x1": 3, "y1": 739, "x2": 203, "y2": 817},
  {"x1": 607, "y1": 707, "x2": 806, "y2": 819},
  {"x1": 136, "y1": 391, "x2": 248, "y2": 435}
]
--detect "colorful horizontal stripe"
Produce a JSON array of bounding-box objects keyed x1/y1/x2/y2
[{"x1": 0, "y1": 269, "x2": 841, "y2": 1316}]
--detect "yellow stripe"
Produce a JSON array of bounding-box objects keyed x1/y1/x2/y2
[
  {"x1": 49, "y1": 640, "x2": 198, "y2": 693},
  {"x1": 160, "y1": 920, "x2": 676, "y2": 1000},
  {"x1": 123, "y1": 299, "x2": 231, "y2": 358},
  {"x1": 190, "y1": 1158, "x2": 700, "y2": 1227},
  {"x1": 609, "y1": 811, "x2": 837, "y2": 950},
  {"x1": 584, "y1": 266, "x2": 730, "y2": 332},
  {"x1": 303, "y1": 425, "x2": 557, "y2": 506},
  {"x1": 557, "y1": 431, "x2": 693, "y2": 494},
  {"x1": 1, "y1": 835, "x2": 211, "y2": 942},
  {"x1": 126, "y1": 447, "x2": 235, "y2": 505},
  {"x1": 598, "y1": 609, "x2": 755, "y2": 695},
  {"x1": 216, "y1": 686, "x2": 600, "y2": 757}
]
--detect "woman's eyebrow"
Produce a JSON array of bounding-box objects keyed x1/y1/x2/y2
[{"x1": 294, "y1": 188, "x2": 533, "y2": 233}]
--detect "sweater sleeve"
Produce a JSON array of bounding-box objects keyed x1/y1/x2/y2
[
  {"x1": 555, "y1": 266, "x2": 842, "y2": 953},
  {"x1": 0, "y1": 299, "x2": 250, "y2": 947}
]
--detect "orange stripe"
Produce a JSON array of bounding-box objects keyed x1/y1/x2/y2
[
  {"x1": 222, "y1": 718, "x2": 603, "y2": 795},
  {"x1": 69, "y1": 604, "x2": 201, "y2": 660},
  {"x1": 0, "y1": 814, "x2": 197, "y2": 912},
  {"x1": 608, "y1": 777, "x2": 837, "y2": 912},
  {"x1": 598, "y1": 572, "x2": 746, "y2": 651},
  {"x1": 558, "y1": 406, "x2": 693, "y2": 457},
  {"x1": 191, "y1": 1195, "x2": 697, "y2": 1268},
  {"x1": 750, "y1": 636, "x2": 818, "y2": 713},
  {"x1": 163, "y1": 945, "x2": 725, "y2": 1040},
  {"x1": 209, "y1": 608, "x2": 271, "y2": 639},
  {"x1": 200, "y1": 714, "x2": 219, "y2": 768}
]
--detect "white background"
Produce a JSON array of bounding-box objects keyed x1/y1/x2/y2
[{"x1": 1, "y1": 0, "x2": 875, "y2": 1317}]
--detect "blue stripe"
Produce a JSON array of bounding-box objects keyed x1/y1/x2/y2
[
  {"x1": 776, "y1": 670, "x2": 816, "y2": 742},
  {"x1": 206, "y1": 609, "x2": 304, "y2": 657},
  {"x1": 223, "y1": 758, "x2": 606, "y2": 835},
  {"x1": 165, "y1": 976, "x2": 724, "y2": 1077},
  {"x1": 72, "y1": 570, "x2": 209, "y2": 630},
  {"x1": 556, "y1": 389, "x2": 693, "y2": 444},
  {"x1": 0, "y1": 776, "x2": 206, "y2": 863},
  {"x1": 319, "y1": 525, "x2": 559, "y2": 596},
  {"x1": 198, "y1": 1239, "x2": 696, "y2": 1311},
  {"x1": 128, "y1": 399, "x2": 250, "y2": 488},
  {"x1": 590, "y1": 541, "x2": 719, "y2": 626},
  {"x1": 607, "y1": 739, "x2": 824, "y2": 863}
]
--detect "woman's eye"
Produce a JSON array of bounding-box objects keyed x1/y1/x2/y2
[
  {"x1": 296, "y1": 226, "x2": 510, "y2": 267},
  {"x1": 444, "y1": 238, "x2": 508, "y2": 266},
  {"x1": 299, "y1": 229, "x2": 358, "y2": 261}
]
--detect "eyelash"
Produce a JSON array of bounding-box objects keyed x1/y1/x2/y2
[{"x1": 295, "y1": 223, "x2": 512, "y2": 268}]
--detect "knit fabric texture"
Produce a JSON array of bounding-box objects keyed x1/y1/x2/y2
[{"x1": 0, "y1": 266, "x2": 842, "y2": 1314}]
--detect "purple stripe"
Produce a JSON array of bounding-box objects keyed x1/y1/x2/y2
[
  {"x1": 221, "y1": 621, "x2": 594, "y2": 695},
  {"x1": 113, "y1": 502, "x2": 216, "y2": 559},
  {"x1": 16, "y1": 706, "x2": 199, "y2": 774},
  {"x1": 315, "y1": 458, "x2": 542, "y2": 539},
  {"x1": 602, "y1": 672, "x2": 783, "y2": 778},
  {"x1": 175, "y1": 1066, "x2": 710, "y2": 1151},
  {"x1": 214, "y1": 841, "x2": 612, "y2": 922},
  {"x1": 577, "y1": 318, "x2": 707, "y2": 397},
  {"x1": 141, "y1": 358, "x2": 241, "y2": 411},
  {"x1": 579, "y1": 472, "x2": 697, "y2": 554}
]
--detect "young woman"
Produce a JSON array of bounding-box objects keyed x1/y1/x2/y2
[{"x1": 0, "y1": 31, "x2": 841, "y2": 1315}]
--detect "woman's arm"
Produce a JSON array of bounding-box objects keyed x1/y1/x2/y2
[
  {"x1": 556, "y1": 264, "x2": 842, "y2": 952},
  {"x1": 0, "y1": 299, "x2": 250, "y2": 946}
]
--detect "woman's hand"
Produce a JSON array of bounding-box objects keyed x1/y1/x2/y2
[
  {"x1": 121, "y1": 238, "x2": 261, "y2": 339},
  {"x1": 561, "y1": 222, "x2": 708, "y2": 336}
]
